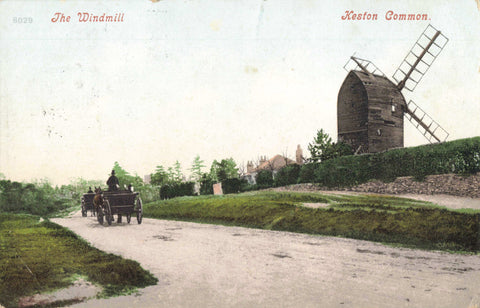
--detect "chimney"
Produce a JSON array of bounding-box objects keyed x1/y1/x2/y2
[
  {"x1": 296, "y1": 145, "x2": 304, "y2": 165},
  {"x1": 247, "y1": 161, "x2": 255, "y2": 173},
  {"x1": 259, "y1": 156, "x2": 267, "y2": 165}
]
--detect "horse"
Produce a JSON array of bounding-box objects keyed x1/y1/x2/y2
[{"x1": 93, "y1": 187, "x2": 103, "y2": 216}]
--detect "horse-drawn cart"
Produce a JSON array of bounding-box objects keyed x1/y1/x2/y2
[
  {"x1": 96, "y1": 190, "x2": 143, "y2": 225},
  {"x1": 81, "y1": 193, "x2": 96, "y2": 217}
]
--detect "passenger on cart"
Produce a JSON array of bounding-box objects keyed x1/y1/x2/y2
[{"x1": 107, "y1": 170, "x2": 119, "y2": 191}]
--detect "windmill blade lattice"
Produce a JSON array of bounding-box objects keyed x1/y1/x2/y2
[
  {"x1": 393, "y1": 24, "x2": 449, "y2": 92},
  {"x1": 404, "y1": 100, "x2": 449, "y2": 143},
  {"x1": 343, "y1": 56, "x2": 385, "y2": 77}
]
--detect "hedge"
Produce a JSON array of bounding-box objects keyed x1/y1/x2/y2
[
  {"x1": 222, "y1": 178, "x2": 249, "y2": 194},
  {"x1": 165, "y1": 178, "x2": 251, "y2": 198},
  {"x1": 298, "y1": 137, "x2": 480, "y2": 187},
  {"x1": 274, "y1": 164, "x2": 301, "y2": 187},
  {"x1": 160, "y1": 182, "x2": 195, "y2": 199},
  {"x1": 200, "y1": 179, "x2": 215, "y2": 195},
  {"x1": 256, "y1": 170, "x2": 274, "y2": 189}
]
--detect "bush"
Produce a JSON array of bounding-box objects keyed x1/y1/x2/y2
[
  {"x1": 240, "y1": 182, "x2": 258, "y2": 192},
  {"x1": 160, "y1": 182, "x2": 195, "y2": 199},
  {"x1": 274, "y1": 164, "x2": 301, "y2": 187},
  {"x1": 200, "y1": 178, "x2": 255, "y2": 195},
  {"x1": 136, "y1": 184, "x2": 161, "y2": 203},
  {"x1": 256, "y1": 170, "x2": 274, "y2": 189},
  {"x1": 0, "y1": 180, "x2": 70, "y2": 217},
  {"x1": 222, "y1": 178, "x2": 248, "y2": 194},
  {"x1": 298, "y1": 162, "x2": 318, "y2": 183},
  {"x1": 200, "y1": 178, "x2": 215, "y2": 195}
]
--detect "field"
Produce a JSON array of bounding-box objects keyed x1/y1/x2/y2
[
  {"x1": 0, "y1": 213, "x2": 157, "y2": 308},
  {"x1": 144, "y1": 191, "x2": 480, "y2": 252}
]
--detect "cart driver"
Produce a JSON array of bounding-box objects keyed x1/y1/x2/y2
[{"x1": 107, "y1": 170, "x2": 119, "y2": 191}]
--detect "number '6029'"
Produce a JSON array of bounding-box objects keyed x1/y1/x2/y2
[{"x1": 13, "y1": 17, "x2": 33, "y2": 23}]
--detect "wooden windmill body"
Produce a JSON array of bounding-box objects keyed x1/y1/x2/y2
[{"x1": 337, "y1": 25, "x2": 449, "y2": 154}]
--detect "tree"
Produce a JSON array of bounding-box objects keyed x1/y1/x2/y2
[
  {"x1": 237, "y1": 162, "x2": 246, "y2": 177},
  {"x1": 328, "y1": 141, "x2": 353, "y2": 160},
  {"x1": 308, "y1": 129, "x2": 353, "y2": 162},
  {"x1": 0, "y1": 178, "x2": 71, "y2": 216},
  {"x1": 189, "y1": 155, "x2": 206, "y2": 182},
  {"x1": 308, "y1": 129, "x2": 333, "y2": 162},
  {"x1": 151, "y1": 165, "x2": 169, "y2": 186},
  {"x1": 111, "y1": 162, "x2": 144, "y2": 189},
  {"x1": 211, "y1": 158, "x2": 239, "y2": 182},
  {"x1": 112, "y1": 161, "x2": 129, "y2": 179},
  {"x1": 173, "y1": 161, "x2": 184, "y2": 183},
  {"x1": 199, "y1": 172, "x2": 215, "y2": 195},
  {"x1": 68, "y1": 177, "x2": 103, "y2": 199},
  {"x1": 208, "y1": 160, "x2": 220, "y2": 182}
]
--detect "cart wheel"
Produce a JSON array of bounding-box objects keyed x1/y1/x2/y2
[
  {"x1": 97, "y1": 208, "x2": 104, "y2": 225},
  {"x1": 126, "y1": 214, "x2": 131, "y2": 224},
  {"x1": 136, "y1": 198, "x2": 143, "y2": 224},
  {"x1": 105, "y1": 200, "x2": 112, "y2": 226},
  {"x1": 117, "y1": 215, "x2": 122, "y2": 223}
]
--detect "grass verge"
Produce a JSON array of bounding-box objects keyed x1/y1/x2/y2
[
  {"x1": 0, "y1": 213, "x2": 157, "y2": 308},
  {"x1": 144, "y1": 191, "x2": 480, "y2": 252}
]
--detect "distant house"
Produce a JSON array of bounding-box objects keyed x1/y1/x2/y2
[
  {"x1": 243, "y1": 145, "x2": 304, "y2": 184},
  {"x1": 143, "y1": 174, "x2": 151, "y2": 184}
]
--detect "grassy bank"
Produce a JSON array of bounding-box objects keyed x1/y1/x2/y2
[
  {"x1": 144, "y1": 191, "x2": 480, "y2": 252},
  {"x1": 0, "y1": 213, "x2": 157, "y2": 308}
]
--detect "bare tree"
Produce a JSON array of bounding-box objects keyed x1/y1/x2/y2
[
  {"x1": 282, "y1": 147, "x2": 290, "y2": 166},
  {"x1": 252, "y1": 156, "x2": 262, "y2": 170},
  {"x1": 266, "y1": 157, "x2": 275, "y2": 171},
  {"x1": 238, "y1": 161, "x2": 246, "y2": 177}
]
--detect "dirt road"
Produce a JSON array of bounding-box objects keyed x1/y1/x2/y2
[
  {"x1": 339, "y1": 192, "x2": 480, "y2": 210},
  {"x1": 52, "y1": 201, "x2": 480, "y2": 308}
]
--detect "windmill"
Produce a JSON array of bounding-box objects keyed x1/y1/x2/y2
[{"x1": 337, "y1": 24, "x2": 449, "y2": 154}]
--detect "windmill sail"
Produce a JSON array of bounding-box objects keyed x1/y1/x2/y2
[
  {"x1": 343, "y1": 56, "x2": 385, "y2": 77},
  {"x1": 404, "y1": 100, "x2": 449, "y2": 143},
  {"x1": 393, "y1": 24, "x2": 449, "y2": 91}
]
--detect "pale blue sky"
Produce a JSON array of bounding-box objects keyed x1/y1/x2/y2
[{"x1": 1, "y1": 0, "x2": 479, "y2": 185}]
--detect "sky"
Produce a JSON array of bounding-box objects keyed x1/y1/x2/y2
[{"x1": 0, "y1": 0, "x2": 479, "y2": 185}]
